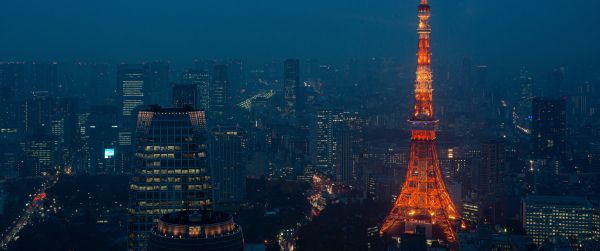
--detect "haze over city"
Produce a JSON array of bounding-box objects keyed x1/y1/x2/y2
[
  {"x1": 0, "y1": 0, "x2": 599, "y2": 251},
  {"x1": 2, "y1": 0, "x2": 600, "y2": 70}
]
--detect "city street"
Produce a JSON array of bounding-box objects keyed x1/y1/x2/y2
[{"x1": 0, "y1": 172, "x2": 59, "y2": 250}]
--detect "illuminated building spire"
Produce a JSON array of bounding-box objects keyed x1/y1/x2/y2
[{"x1": 380, "y1": 0, "x2": 463, "y2": 248}]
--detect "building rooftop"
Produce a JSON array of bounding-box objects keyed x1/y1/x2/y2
[
  {"x1": 161, "y1": 210, "x2": 233, "y2": 226},
  {"x1": 525, "y1": 195, "x2": 592, "y2": 207}
]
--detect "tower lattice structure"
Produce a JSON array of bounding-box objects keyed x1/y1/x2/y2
[{"x1": 380, "y1": 0, "x2": 462, "y2": 245}]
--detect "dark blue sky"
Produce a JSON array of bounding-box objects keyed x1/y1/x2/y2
[{"x1": 1, "y1": 0, "x2": 599, "y2": 70}]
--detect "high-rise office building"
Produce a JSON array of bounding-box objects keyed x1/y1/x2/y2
[
  {"x1": 523, "y1": 195, "x2": 597, "y2": 246},
  {"x1": 335, "y1": 123, "x2": 353, "y2": 185},
  {"x1": 23, "y1": 95, "x2": 79, "y2": 165},
  {"x1": 227, "y1": 60, "x2": 243, "y2": 91},
  {"x1": 0, "y1": 62, "x2": 26, "y2": 132},
  {"x1": 182, "y1": 69, "x2": 210, "y2": 111},
  {"x1": 209, "y1": 125, "x2": 246, "y2": 210},
  {"x1": 172, "y1": 84, "x2": 198, "y2": 109},
  {"x1": 267, "y1": 124, "x2": 309, "y2": 180},
  {"x1": 48, "y1": 97, "x2": 79, "y2": 146},
  {"x1": 118, "y1": 64, "x2": 148, "y2": 119},
  {"x1": 283, "y1": 59, "x2": 300, "y2": 118},
  {"x1": 148, "y1": 61, "x2": 170, "y2": 106},
  {"x1": 334, "y1": 112, "x2": 363, "y2": 186},
  {"x1": 0, "y1": 141, "x2": 22, "y2": 178},
  {"x1": 210, "y1": 65, "x2": 229, "y2": 117},
  {"x1": 478, "y1": 140, "x2": 506, "y2": 198},
  {"x1": 23, "y1": 94, "x2": 53, "y2": 135},
  {"x1": 310, "y1": 107, "x2": 363, "y2": 182},
  {"x1": 477, "y1": 140, "x2": 507, "y2": 224},
  {"x1": 310, "y1": 104, "x2": 339, "y2": 175},
  {"x1": 147, "y1": 210, "x2": 244, "y2": 251},
  {"x1": 87, "y1": 63, "x2": 111, "y2": 105},
  {"x1": 531, "y1": 98, "x2": 566, "y2": 160},
  {"x1": 516, "y1": 69, "x2": 534, "y2": 129},
  {"x1": 118, "y1": 64, "x2": 148, "y2": 171},
  {"x1": 128, "y1": 106, "x2": 211, "y2": 251},
  {"x1": 0, "y1": 87, "x2": 18, "y2": 135},
  {"x1": 87, "y1": 105, "x2": 119, "y2": 173},
  {"x1": 461, "y1": 199, "x2": 481, "y2": 226},
  {"x1": 22, "y1": 134, "x2": 58, "y2": 176}
]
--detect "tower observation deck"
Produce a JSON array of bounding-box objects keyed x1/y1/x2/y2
[{"x1": 380, "y1": 0, "x2": 464, "y2": 248}]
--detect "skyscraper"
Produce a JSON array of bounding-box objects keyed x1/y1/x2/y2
[
  {"x1": 334, "y1": 112, "x2": 363, "y2": 186},
  {"x1": 172, "y1": 84, "x2": 198, "y2": 109},
  {"x1": 531, "y1": 97, "x2": 566, "y2": 160},
  {"x1": 117, "y1": 64, "x2": 148, "y2": 172},
  {"x1": 475, "y1": 65, "x2": 490, "y2": 102},
  {"x1": 210, "y1": 65, "x2": 229, "y2": 117},
  {"x1": 87, "y1": 105, "x2": 119, "y2": 173},
  {"x1": 310, "y1": 104, "x2": 338, "y2": 175},
  {"x1": 227, "y1": 60, "x2": 244, "y2": 98},
  {"x1": 148, "y1": 61, "x2": 170, "y2": 106},
  {"x1": 87, "y1": 63, "x2": 111, "y2": 105},
  {"x1": 335, "y1": 123, "x2": 353, "y2": 185},
  {"x1": 23, "y1": 94, "x2": 53, "y2": 135},
  {"x1": 0, "y1": 87, "x2": 18, "y2": 135},
  {"x1": 128, "y1": 106, "x2": 211, "y2": 251},
  {"x1": 209, "y1": 125, "x2": 246, "y2": 210},
  {"x1": 182, "y1": 69, "x2": 211, "y2": 111},
  {"x1": 118, "y1": 64, "x2": 148, "y2": 119},
  {"x1": 48, "y1": 97, "x2": 79, "y2": 150},
  {"x1": 23, "y1": 95, "x2": 79, "y2": 166},
  {"x1": 478, "y1": 140, "x2": 507, "y2": 224},
  {"x1": 283, "y1": 59, "x2": 300, "y2": 118},
  {"x1": 22, "y1": 134, "x2": 58, "y2": 176},
  {"x1": 381, "y1": 0, "x2": 462, "y2": 247},
  {"x1": 516, "y1": 69, "x2": 534, "y2": 129},
  {"x1": 478, "y1": 140, "x2": 506, "y2": 198}
]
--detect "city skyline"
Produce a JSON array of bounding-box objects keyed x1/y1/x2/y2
[{"x1": 0, "y1": 1, "x2": 599, "y2": 251}]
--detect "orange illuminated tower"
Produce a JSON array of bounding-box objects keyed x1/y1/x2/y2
[{"x1": 380, "y1": 0, "x2": 463, "y2": 246}]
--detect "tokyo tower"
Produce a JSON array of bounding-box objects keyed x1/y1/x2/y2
[{"x1": 380, "y1": 0, "x2": 463, "y2": 246}]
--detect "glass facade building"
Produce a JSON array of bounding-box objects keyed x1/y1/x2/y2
[
  {"x1": 118, "y1": 64, "x2": 147, "y2": 118},
  {"x1": 209, "y1": 65, "x2": 229, "y2": 117},
  {"x1": 209, "y1": 125, "x2": 246, "y2": 210},
  {"x1": 283, "y1": 59, "x2": 300, "y2": 117},
  {"x1": 128, "y1": 107, "x2": 211, "y2": 251},
  {"x1": 531, "y1": 98, "x2": 566, "y2": 160},
  {"x1": 182, "y1": 69, "x2": 211, "y2": 111}
]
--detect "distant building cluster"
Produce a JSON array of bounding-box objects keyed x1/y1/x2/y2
[{"x1": 0, "y1": 53, "x2": 600, "y2": 250}]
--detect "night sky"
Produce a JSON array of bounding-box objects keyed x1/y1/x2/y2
[{"x1": 1, "y1": 0, "x2": 599, "y2": 70}]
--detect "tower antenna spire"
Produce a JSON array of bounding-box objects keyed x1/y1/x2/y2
[{"x1": 380, "y1": 0, "x2": 463, "y2": 248}]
